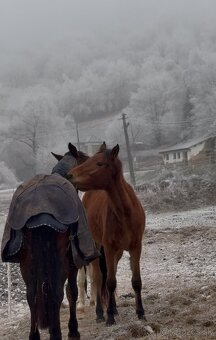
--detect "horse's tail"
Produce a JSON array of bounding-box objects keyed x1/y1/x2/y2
[
  {"x1": 99, "y1": 246, "x2": 108, "y2": 306},
  {"x1": 31, "y1": 226, "x2": 63, "y2": 329}
]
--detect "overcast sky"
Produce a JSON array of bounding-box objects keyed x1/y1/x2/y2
[{"x1": 0, "y1": 0, "x2": 215, "y2": 52}]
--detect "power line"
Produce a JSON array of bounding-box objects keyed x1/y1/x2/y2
[{"x1": 131, "y1": 116, "x2": 216, "y2": 126}]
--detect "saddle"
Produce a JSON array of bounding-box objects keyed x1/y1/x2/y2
[{"x1": 1, "y1": 174, "x2": 99, "y2": 267}]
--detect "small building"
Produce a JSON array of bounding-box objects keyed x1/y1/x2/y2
[
  {"x1": 79, "y1": 135, "x2": 103, "y2": 155},
  {"x1": 159, "y1": 135, "x2": 216, "y2": 165}
]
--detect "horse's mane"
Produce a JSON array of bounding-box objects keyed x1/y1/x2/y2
[
  {"x1": 65, "y1": 150, "x2": 89, "y2": 161},
  {"x1": 78, "y1": 150, "x2": 89, "y2": 160},
  {"x1": 104, "y1": 149, "x2": 123, "y2": 175}
]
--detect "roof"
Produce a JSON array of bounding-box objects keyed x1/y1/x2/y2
[
  {"x1": 79, "y1": 135, "x2": 102, "y2": 144},
  {"x1": 159, "y1": 134, "x2": 216, "y2": 153},
  {"x1": 85, "y1": 135, "x2": 102, "y2": 143}
]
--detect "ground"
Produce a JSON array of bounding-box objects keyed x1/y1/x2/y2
[{"x1": 0, "y1": 190, "x2": 215, "y2": 339}]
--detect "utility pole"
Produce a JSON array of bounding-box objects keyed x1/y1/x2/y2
[
  {"x1": 75, "y1": 120, "x2": 80, "y2": 151},
  {"x1": 120, "y1": 113, "x2": 136, "y2": 186}
]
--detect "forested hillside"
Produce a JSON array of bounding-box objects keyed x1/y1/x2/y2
[{"x1": 0, "y1": 0, "x2": 216, "y2": 180}]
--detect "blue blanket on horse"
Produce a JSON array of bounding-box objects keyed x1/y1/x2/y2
[{"x1": 1, "y1": 173, "x2": 98, "y2": 266}]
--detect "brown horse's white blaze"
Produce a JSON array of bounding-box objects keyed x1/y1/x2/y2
[{"x1": 68, "y1": 143, "x2": 146, "y2": 326}]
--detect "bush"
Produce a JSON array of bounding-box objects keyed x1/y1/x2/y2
[{"x1": 136, "y1": 165, "x2": 216, "y2": 212}]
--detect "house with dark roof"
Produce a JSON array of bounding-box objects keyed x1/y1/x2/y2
[{"x1": 159, "y1": 134, "x2": 216, "y2": 165}]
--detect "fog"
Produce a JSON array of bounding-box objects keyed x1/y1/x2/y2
[
  {"x1": 0, "y1": 0, "x2": 216, "y2": 181},
  {"x1": 1, "y1": 0, "x2": 215, "y2": 50}
]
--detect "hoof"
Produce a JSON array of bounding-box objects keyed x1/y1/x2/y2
[
  {"x1": 29, "y1": 329, "x2": 40, "y2": 340},
  {"x1": 138, "y1": 314, "x2": 147, "y2": 321},
  {"x1": 68, "y1": 331, "x2": 80, "y2": 340},
  {"x1": 113, "y1": 308, "x2": 118, "y2": 315},
  {"x1": 61, "y1": 302, "x2": 69, "y2": 309},
  {"x1": 77, "y1": 301, "x2": 85, "y2": 312},
  {"x1": 106, "y1": 318, "x2": 116, "y2": 326},
  {"x1": 77, "y1": 305, "x2": 85, "y2": 313},
  {"x1": 96, "y1": 316, "x2": 105, "y2": 323}
]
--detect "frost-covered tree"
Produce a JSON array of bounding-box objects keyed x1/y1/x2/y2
[
  {"x1": 0, "y1": 161, "x2": 18, "y2": 189},
  {"x1": 58, "y1": 59, "x2": 136, "y2": 122},
  {"x1": 129, "y1": 68, "x2": 185, "y2": 147},
  {"x1": 4, "y1": 85, "x2": 67, "y2": 179}
]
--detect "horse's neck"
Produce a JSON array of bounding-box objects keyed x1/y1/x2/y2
[{"x1": 107, "y1": 174, "x2": 132, "y2": 216}]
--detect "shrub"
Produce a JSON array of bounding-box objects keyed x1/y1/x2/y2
[{"x1": 136, "y1": 165, "x2": 216, "y2": 212}]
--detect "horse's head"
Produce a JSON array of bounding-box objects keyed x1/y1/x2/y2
[
  {"x1": 51, "y1": 143, "x2": 89, "y2": 177},
  {"x1": 67, "y1": 142, "x2": 121, "y2": 191}
]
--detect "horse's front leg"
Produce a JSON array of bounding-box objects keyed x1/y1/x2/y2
[
  {"x1": 104, "y1": 250, "x2": 118, "y2": 326},
  {"x1": 129, "y1": 245, "x2": 145, "y2": 320},
  {"x1": 66, "y1": 262, "x2": 80, "y2": 339}
]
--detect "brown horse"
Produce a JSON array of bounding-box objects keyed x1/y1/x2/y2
[
  {"x1": 68, "y1": 142, "x2": 146, "y2": 326},
  {"x1": 17, "y1": 143, "x2": 88, "y2": 340}
]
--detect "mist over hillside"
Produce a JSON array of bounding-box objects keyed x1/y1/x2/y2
[{"x1": 0, "y1": 0, "x2": 216, "y2": 180}]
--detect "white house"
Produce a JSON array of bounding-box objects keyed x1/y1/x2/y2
[
  {"x1": 79, "y1": 135, "x2": 102, "y2": 155},
  {"x1": 159, "y1": 135, "x2": 216, "y2": 165}
]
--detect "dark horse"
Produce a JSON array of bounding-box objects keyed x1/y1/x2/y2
[
  {"x1": 68, "y1": 143, "x2": 146, "y2": 326},
  {"x1": 3, "y1": 143, "x2": 90, "y2": 340}
]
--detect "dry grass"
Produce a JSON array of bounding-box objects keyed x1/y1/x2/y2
[{"x1": 1, "y1": 224, "x2": 215, "y2": 339}]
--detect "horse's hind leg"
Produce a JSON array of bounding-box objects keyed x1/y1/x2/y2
[
  {"x1": 48, "y1": 304, "x2": 62, "y2": 340},
  {"x1": 20, "y1": 265, "x2": 40, "y2": 340},
  {"x1": 87, "y1": 264, "x2": 96, "y2": 306},
  {"x1": 27, "y1": 291, "x2": 41, "y2": 340},
  {"x1": 77, "y1": 267, "x2": 86, "y2": 312},
  {"x1": 129, "y1": 245, "x2": 145, "y2": 320},
  {"x1": 66, "y1": 263, "x2": 80, "y2": 339},
  {"x1": 91, "y1": 258, "x2": 105, "y2": 322}
]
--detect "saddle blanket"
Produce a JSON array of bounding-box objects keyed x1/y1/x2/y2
[{"x1": 1, "y1": 173, "x2": 80, "y2": 263}]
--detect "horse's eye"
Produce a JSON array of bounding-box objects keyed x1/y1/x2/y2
[{"x1": 96, "y1": 162, "x2": 104, "y2": 167}]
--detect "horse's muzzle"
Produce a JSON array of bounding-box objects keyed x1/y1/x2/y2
[
  {"x1": 66, "y1": 174, "x2": 76, "y2": 185},
  {"x1": 66, "y1": 172, "x2": 75, "y2": 180}
]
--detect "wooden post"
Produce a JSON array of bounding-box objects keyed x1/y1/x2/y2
[{"x1": 120, "y1": 113, "x2": 136, "y2": 186}]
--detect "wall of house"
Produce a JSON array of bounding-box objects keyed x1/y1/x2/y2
[
  {"x1": 79, "y1": 143, "x2": 102, "y2": 155},
  {"x1": 188, "y1": 141, "x2": 205, "y2": 160},
  {"x1": 162, "y1": 150, "x2": 184, "y2": 164},
  {"x1": 162, "y1": 141, "x2": 206, "y2": 164},
  {"x1": 86, "y1": 144, "x2": 101, "y2": 155}
]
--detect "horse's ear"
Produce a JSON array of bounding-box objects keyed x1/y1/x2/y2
[
  {"x1": 51, "y1": 152, "x2": 63, "y2": 161},
  {"x1": 98, "y1": 142, "x2": 106, "y2": 153},
  {"x1": 110, "y1": 144, "x2": 119, "y2": 160},
  {"x1": 68, "y1": 143, "x2": 79, "y2": 158}
]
